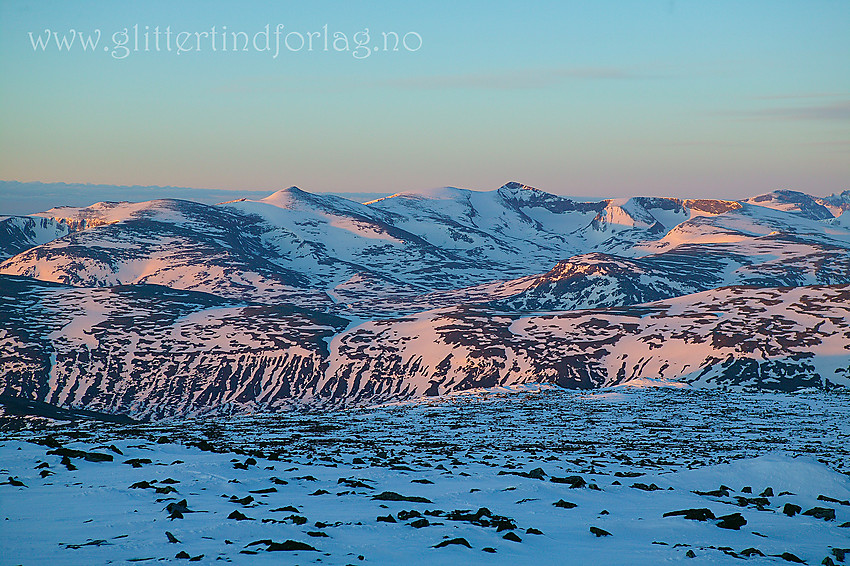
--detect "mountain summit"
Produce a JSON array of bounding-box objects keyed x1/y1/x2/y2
[{"x1": 1, "y1": 182, "x2": 849, "y2": 416}]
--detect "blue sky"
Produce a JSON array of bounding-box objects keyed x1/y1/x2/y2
[{"x1": 0, "y1": 0, "x2": 848, "y2": 203}]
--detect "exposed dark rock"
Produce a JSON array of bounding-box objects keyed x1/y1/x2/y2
[
  {"x1": 338, "y1": 478, "x2": 373, "y2": 489},
  {"x1": 734, "y1": 496, "x2": 770, "y2": 509},
  {"x1": 48, "y1": 448, "x2": 113, "y2": 462},
  {"x1": 444, "y1": 508, "x2": 515, "y2": 532},
  {"x1": 783, "y1": 503, "x2": 802, "y2": 517},
  {"x1": 165, "y1": 500, "x2": 192, "y2": 515},
  {"x1": 614, "y1": 471, "x2": 643, "y2": 478},
  {"x1": 803, "y1": 507, "x2": 836, "y2": 521},
  {"x1": 550, "y1": 475, "x2": 586, "y2": 488},
  {"x1": 497, "y1": 467, "x2": 547, "y2": 480},
  {"x1": 589, "y1": 526, "x2": 611, "y2": 537},
  {"x1": 266, "y1": 540, "x2": 318, "y2": 551},
  {"x1": 631, "y1": 482, "x2": 661, "y2": 491},
  {"x1": 65, "y1": 539, "x2": 110, "y2": 549},
  {"x1": 663, "y1": 508, "x2": 716, "y2": 521},
  {"x1": 716, "y1": 513, "x2": 747, "y2": 530},
  {"x1": 434, "y1": 538, "x2": 471, "y2": 549},
  {"x1": 819, "y1": 495, "x2": 850, "y2": 506},
  {"x1": 693, "y1": 486, "x2": 731, "y2": 497},
  {"x1": 371, "y1": 491, "x2": 432, "y2": 503}
]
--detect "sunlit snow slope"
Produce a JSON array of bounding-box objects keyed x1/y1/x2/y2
[{"x1": 1, "y1": 182, "x2": 849, "y2": 416}]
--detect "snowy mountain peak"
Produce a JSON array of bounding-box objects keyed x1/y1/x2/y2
[
  {"x1": 744, "y1": 189, "x2": 835, "y2": 220},
  {"x1": 258, "y1": 186, "x2": 308, "y2": 207},
  {"x1": 252, "y1": 186, "x2": 382, "y2": 219},
  {"x1": 819, "y1": 190, "x2": 850, "y2": 217},
  {"x1": 589, "y1": 198, "x2": 660, "y2": 232},
  {"x1": 496, "y1": 180, "x2": 546, "y2": 199}
]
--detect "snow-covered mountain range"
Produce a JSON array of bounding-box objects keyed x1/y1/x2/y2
[{"x1": 1, "y1": 182, "x2": 849, "y2": 417}]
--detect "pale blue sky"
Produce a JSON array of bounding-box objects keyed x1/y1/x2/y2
[{"x1": 0, "y1": 0, "x2": 847, "y2": 202}]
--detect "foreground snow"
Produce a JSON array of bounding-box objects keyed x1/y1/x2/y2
[{"x1": 1, "y1": 388, "x2": 848, "y2": 565}]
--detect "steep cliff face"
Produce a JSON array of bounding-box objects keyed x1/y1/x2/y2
[
  {"x1": 2, "y1": 275, "x2": 847, "y2": 418},
  {"x1": 0, "y1": 277, "x2": 347, "y2": 418},
  {"x1": 0, "y1": 216, "x2": 72, "y2": 259}
]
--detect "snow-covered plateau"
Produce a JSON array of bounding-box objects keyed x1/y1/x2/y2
[{"x1": 1, "y1": 388, "x2": 848, "y2": 565}]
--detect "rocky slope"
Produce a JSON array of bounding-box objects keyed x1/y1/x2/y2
[
  {"x1": 1, "y1": 182, "x2": 849, "y2": 417},
  {"x1": 1, "y1": 274, "x2": 847, "y2": 417}
]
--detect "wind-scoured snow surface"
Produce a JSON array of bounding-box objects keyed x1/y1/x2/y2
[
  {"x1": 1, "y1": 388, "x2": 849, "y2": 565},
  {"x1": 0, "y1": 182, "x2": 849, "y2": 416}
]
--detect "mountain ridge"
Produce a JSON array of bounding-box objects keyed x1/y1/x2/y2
[{"x1": 1, "y1": 181, "x2": 849, "y2": 417}]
